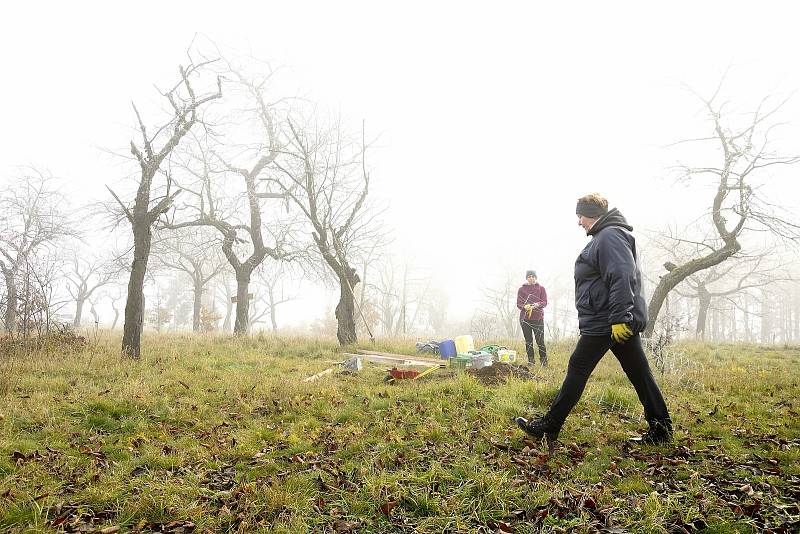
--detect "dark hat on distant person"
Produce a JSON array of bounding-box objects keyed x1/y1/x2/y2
[{"x1": 525, "y1": 270, "x2": 537, "y2": 278}]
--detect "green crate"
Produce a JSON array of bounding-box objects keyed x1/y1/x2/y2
[{"x1": 450, "y1": 356, "x2": 472, "y2": 369}]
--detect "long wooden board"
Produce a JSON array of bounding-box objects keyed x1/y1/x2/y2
[
  {"x1": 343, "y1": 352, "x2": 442, "y2": 368},
  {"x1": 354, "y1": 349, "x2": 443, "y2": 365}
]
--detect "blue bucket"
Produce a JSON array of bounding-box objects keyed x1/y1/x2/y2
[{"x1": 439, "y1": 339, "x2": 457, "y2": 359}]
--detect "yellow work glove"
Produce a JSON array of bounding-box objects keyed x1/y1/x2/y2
[
  {"x1": 611, "y1": 323, "x2": 633, "y2": 343},
  {"x1": 523, "y1": 304, "x2": 533, "y2": 319}
]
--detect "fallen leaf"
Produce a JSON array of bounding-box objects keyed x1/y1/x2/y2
[
  {"x1": 379, "y1": 500, "x2": 397, "y2": 516},
  {"x1": 333, "y1": 519, "x2": 360, "y2": 532},
  {"x1": 130, "y1": 466, "x2": 148, "y2": 477},
  {"x1": 494, "y1": 520, "x2": 514, "y2": 532},
  {"x1": 738, "y1": 484, "x2": 755, "y2": 496}
]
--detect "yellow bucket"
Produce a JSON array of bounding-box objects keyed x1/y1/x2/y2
[{"x1": 454, "y1": 335, "x2": 475, "y2": 354}]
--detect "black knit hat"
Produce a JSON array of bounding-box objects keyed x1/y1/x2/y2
[
  {"x1": 576, "y1": 201, "x2": 607, "y2": 218},
  {"x1": 525, "y1": 270, "x2": 537, "y2": 278}
]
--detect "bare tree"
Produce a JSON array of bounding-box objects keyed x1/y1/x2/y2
[
  {"x1": 163, "y1": 65, "x2": 292, "y2": 335},
  {"x1": 65, "y1": 251, "x2": 117, "y2": 328},
  {"x1": 249, "y1": 261, "x2": 298, "y2": 332},
  {"x1": 273, "y1": 116, "x2": 382, "y2": 345},
  {"x1": 470, "y1": 311, "x2": 498, "y2": 341},
  {"x1": 0, "y1": 170, "x2": 74, "y2": 332},
  {"x1": 152, "y1": 227, "x2": 225, "y2": 332},
  {"x1": 479, "y1": 270, "x2": 521, "y2": 339},
  {"x1": 146, "y1": 283, "x2": 172, "y2": 333},
  {"x1": 214, "y1": 277, "x2": 235, "y2": 332},
  {"x1": 673, "y1": 254, "x2": 789, "y2": 339},
  {"x1": 769, "y1": 279, "x2": 800, "y2": 343},
  {"x1": 544, "y1": 273, "x2": 576, "y2": 342},
  {"x1": 108, "y1": 58, "x2": 221, "y2": 357},
  {"x1": 354, "y1": 242, "x2": 383, "y2": 339},
  {"x1": 367, "y1": 258, "x2": 430, "y2": 337},
  {"x1": 3, "y1": 251, "x2": 72, "y2": 337},
  {"x1": 103, "y1": 286, "x2": 125, "y2": 330},
  {"x1": 424, "y1": 286, "x2": 449, "y2": 336},
  {"x1": 87, "y1": 297, "x2": 101, "y2": 329},
  {"x1": 645, "y1": 83, "x2": 800, "y2": 337},
  {"x1": 370, "y1": 259, "x2": 401, "y2": 336}
]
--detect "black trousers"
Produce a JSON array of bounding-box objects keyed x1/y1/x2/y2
[
  {"x1": 520, "y1": 319, "x2": 547, "y2": 364},
  {"x1": 547, "y1": 334, "x2": 669, "y2": 426}
]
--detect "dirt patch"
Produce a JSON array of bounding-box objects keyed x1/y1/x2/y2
[{"x1": 466, "y1": 362, "x2": 539, "y2": 385}]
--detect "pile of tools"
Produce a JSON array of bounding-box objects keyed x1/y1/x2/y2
[{"x1": 303, "y1": 349, "x2": 445, "y2": 383}]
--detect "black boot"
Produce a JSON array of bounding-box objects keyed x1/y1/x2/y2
[
  {"x1": 515, "y1": 414, "x2": 560, "y2": 443},
  {"x1": 640, "y1": 417, "x2": 673, "y2": 445}
]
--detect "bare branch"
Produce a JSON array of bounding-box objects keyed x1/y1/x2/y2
[{"x1": 106, "y1": 186, "x2": 134, "y2": 222}]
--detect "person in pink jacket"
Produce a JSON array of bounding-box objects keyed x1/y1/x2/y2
[{"x1": 516, "y1": 270, "x2": 548, "y2": 366}]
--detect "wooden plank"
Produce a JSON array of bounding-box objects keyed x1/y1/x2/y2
[
  {"x1": 343, "y1": 353, "x2": 439, "y2": 367},
  {"x1": 342, "y1": 352, "x2": 441, "y2": 368},
  {"x1": 303, "y1": 367, "x2": 335, "y2": 382},
  {"x1": 355, "y1": 349, "x2": 442, "y2": 364}
]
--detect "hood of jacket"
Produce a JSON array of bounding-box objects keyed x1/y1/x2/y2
[{"x1": 587, "y1": 208, "x2": 632, "y2": 236}]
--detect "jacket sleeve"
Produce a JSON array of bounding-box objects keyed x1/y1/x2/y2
[
  {"x1": 596, "y1": 229, "x2": 636, "y2": 325},
  {"x1": 516, "y1": 287, "x2": 526, "y2": 310},
  {"x1": 536, "y1": 286, "x2": 548, "y2": 309}
]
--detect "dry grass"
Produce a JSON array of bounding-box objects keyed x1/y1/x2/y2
[{"x1": 0, "y1": 333, "x2": 798, "y2": 533}]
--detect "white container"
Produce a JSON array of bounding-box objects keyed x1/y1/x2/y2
[
  {"x1": 471, "y1": 354, "x2": 493, "y2": 368},
  {"x1": 497, "y1": 349, "x2": 517, "y2": 363}
]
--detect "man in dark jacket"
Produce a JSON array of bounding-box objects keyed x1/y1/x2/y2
[
  {"x1": 517, "y1": 270, "x2": 548, "y2": 366},
  {"x1": 515, "y1": 194, "x2": 672, "y2": 445}
]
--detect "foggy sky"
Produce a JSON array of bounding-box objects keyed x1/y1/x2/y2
[{"x1": 2, "y1": 1, "x2": 799, "y2": 329}]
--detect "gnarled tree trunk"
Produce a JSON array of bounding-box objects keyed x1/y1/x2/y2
[
  {"x1": 222, "y1": 283, "x2": 233, "y2": 332},
  {"x1": 334, "y1": 267, "x2": 359, "y2": 345},
  {"x1": 111, "y1": 60, "x2": 221, "y2": 358},
  {"x1": 73, "y1": 296, "x2": 86, "y2": 328},
  {"x1": 122, "y1": 226, "x2": 151, "y2": 357},
  {"x1": 645, "y1": 234, "x2": 741, "y2": 338},
  {"x1": 192, "y1": 277, "x2": 203, "y2": 333},
  {"x1": 234, "y1": 269, "x2": 252, "y2": 335},
  {"x1": 2, "y1": 270, "x2": 16, "y2": 332},
  {"x1": 695, "y1": 284, "x2": 711, "y2": 340},
  {"x1": 268, "y1": 285, "x2": 278, "y2": 332}
]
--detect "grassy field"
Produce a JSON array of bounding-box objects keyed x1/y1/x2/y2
[{"x1": 0, "y1": 333, "x2": 798, "y2": 533}]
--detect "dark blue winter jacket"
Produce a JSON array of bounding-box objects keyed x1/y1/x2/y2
[{"x1": 574, "y1": 208, "x2": 648, "y2": 336}]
